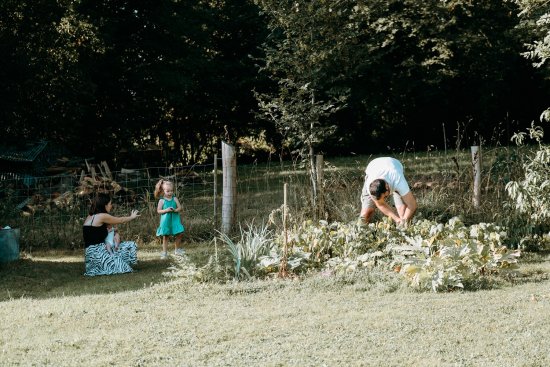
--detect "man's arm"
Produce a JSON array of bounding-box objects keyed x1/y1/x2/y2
[
  {"x1": 400, "y1": 192, "x2": 417, "y2": 221},
  {"x1": 374, "y1": 199, "x2": 401, "y2": 223}
]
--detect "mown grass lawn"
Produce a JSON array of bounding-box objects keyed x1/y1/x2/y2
[{"x1": 1, "y1": 249, "x2": 550, "y2": 367}]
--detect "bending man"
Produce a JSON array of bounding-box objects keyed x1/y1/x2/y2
[{"x1": 360, "y1": 157, "x2": 417, "y2": 225}]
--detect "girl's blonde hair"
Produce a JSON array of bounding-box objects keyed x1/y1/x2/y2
[{"x1": 154, "y1": 179, "x2": 174, "y2": 199}]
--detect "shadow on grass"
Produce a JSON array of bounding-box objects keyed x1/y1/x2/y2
[{"x1": 0, "y1": 253, "x2": 173, "y2": 302}]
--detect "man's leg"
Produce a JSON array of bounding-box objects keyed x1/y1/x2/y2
[
  {"x1": 360, "y1": 175, "x2": 376, "y2": 223},
  {"x1": 396, "y1": 205, "x2": 406, "y2": 218},
  {"x1": 360, "y1": 207, "x2": 376, "y2": 223}
]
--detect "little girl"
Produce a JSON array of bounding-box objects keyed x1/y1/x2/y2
[{"x1": 154, "y1": 179, "x2": 185, "y2": 259}]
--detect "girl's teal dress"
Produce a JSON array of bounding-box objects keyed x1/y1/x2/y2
[{"x1": 156, "y1": 197, "x2": 185, "y2": 236}]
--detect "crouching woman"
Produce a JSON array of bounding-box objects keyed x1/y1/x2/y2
[{"x1": 83, "y1": 193, "x2": 140, "y2": 276}]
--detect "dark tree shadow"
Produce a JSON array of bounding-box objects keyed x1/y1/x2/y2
[{"x1": 0, "y1": 255, "x2": 173, "y2": 301}]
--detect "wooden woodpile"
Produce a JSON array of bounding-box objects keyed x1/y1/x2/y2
[
  {"x1": 5, "y1": 158, "x2": 207, "y2": 217},
  {"x1": 16, "y1": 161, "x2": 137, "y2": 216},
  {"x1": 77, "y1": 160, "x2": 137, "y2": 203}
]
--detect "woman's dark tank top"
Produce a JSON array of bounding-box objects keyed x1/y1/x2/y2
[{"x1": 83, "y1": 215, "x2": 107, "y2": 247}]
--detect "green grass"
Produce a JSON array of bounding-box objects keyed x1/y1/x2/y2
[
  {"x1": 0, "y1": 238, "x2": 225, "y2": 301},
  {"x1": 0, "y1": 251, "x2": 167, "y2": 301},
  {"x1": 1, "y1": 250, "x2": 550, "y2": 366}
]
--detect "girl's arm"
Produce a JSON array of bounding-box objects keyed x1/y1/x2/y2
[
  {"x1": 157, "y1": 199, "x2": 171, "y2": 214},
  {"x1": 174, "y1": 197, "x2": 183, "y2": 213}
]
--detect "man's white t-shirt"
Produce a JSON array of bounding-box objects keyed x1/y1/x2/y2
[{"x1": 365, "y1": 157, "x2": 410, "y2": 196}]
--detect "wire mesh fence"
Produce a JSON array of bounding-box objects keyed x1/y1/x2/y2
[
  {"x1": 2, "y1": 149, "x2": 498, "y2": 252},
  {"x1": 0, "y1": 156, "x2": 367, "y2": 251},
  {"x1": 0, "y1": 163, "x2": 218, "y2": 251},
  {"x1": 234, "y1": 157, "x2": 365, "y2": 226},
  {"x1": 232, "y1": 149, "x2": 513, "y2": 229}
]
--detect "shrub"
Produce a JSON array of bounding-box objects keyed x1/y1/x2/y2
[{"x1": 505, "y1": 116, "x2": 550, "y2": 249}]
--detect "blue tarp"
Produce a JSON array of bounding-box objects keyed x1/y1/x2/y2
[{"x1": 0, "y1": 228, "x2": 20, "y2": 262}]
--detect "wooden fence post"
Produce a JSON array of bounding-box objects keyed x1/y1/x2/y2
[
  {"x1": 221, "y1": 142, "x2": 236, "y2": 233},
  {"x1": 309, "y1": 149, "x2": 318, "y2": 219},
  {"x1": 213, "y1": 153, "x2": 218, "y2": 226},
  {"x1": 279, "y1": 183, "x2": 289, "y2": 278},
  {"x1": 471, "y1": 145, "x2": 481, "y2": 208},
  {"x1": 316, "y1": 154, "x2": 324, "y2": 219}
]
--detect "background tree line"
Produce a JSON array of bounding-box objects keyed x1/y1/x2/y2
[{"x1": 1, "y1": 0, "x2": 548, "y2": 165}]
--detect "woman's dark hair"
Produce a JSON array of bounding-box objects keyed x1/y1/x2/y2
[
  {"x1": 369, "y1": 179, "x2": 388, "y2": 200},
  {"x1": 89, "y1": 193, "x2": 112, "y2": 215}
]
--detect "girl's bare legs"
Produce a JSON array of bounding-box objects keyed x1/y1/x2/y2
[
  {"x1": 162, "y1": 236, "x2": 169, "y2": 253},
  {"x1": 159, "y1": 236, "x2": 169, "y2": 259},
  {"x1": 177, "y1": 233, "x2": 184, "y2": 250},
  {"x1": 174, "y1": 233, "x2": 185, "y2": 255}
]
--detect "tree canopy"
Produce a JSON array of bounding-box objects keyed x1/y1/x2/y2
[{"x1": 1, "y1": 0, "x2": 549, "y2": 165}]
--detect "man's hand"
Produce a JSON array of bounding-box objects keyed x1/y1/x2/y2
[{"x1": 397, "y1": 219, "x2": 408, "y2": 229}]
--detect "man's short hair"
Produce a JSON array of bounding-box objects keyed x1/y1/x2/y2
[{"x1": 369, "y1": 179, "x2": 388, "y2": 200}]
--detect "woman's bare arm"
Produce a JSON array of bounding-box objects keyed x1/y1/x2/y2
[{"x1": 97, "y1": 210, "x2": 140, "y2": 225}]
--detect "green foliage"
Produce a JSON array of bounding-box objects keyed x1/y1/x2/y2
[
  {"x1": 514, "y1": 0, "x2": 550, "y2": 67},
  {"x1": 217, "y1": 222, "x2": 274, "y2": 279},
  {"x1": 255, "y1": 79, "x2": 345, "y2": 158},
  {"x1": 0, "y1": 0, "x2": 267, "y2": 164},
  {"x1": 0, "y1": 0, "x2": 103, "y2": 146},
  {"x1": 256, "y1": 216, "x2": 520, "y2": 292},
  {"x1": 505, "y1": 119, "x2": 550, "y2": 247},
  {"x1": 286, "y1": 219, "x2": 379, "y2": 261},
  {"x1": 393, "y1": 219, "x2": 520, "y2": 292},
  {"x1": 1, "y1": 0, "x2": 548, "y2": 161},
  {"x1": 254, "y1": 0, "x2": 539, "y2": 152},
  {"x1": 255, "y1": 72, "x2": 346, "y2": 214}
]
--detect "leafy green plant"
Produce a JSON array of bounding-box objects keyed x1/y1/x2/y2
[
  {"x1": 255, "y1": 79, "x2": 346, "y2": 214},
  {"x1": 257, "y1": 246, "x2": 312, "y2": 275},
  {"x1": 505, "y1": 117, "x2": 550, "y2": 248},
  {"x1": 216, "y1": 222, "x2": 274, "y2": 279},
  {"x1": 393, "y1": 220, "x2": 520, "y2": 292},
  {"x1": 257, "y1": 215, "x2": 521, "y2": 292},
  {"x1": 283, "y1": 220, "x2": 383, "y2": 262},
  {"x1": 256, "y1": 219, "x2": 384, "y2": 276}
]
